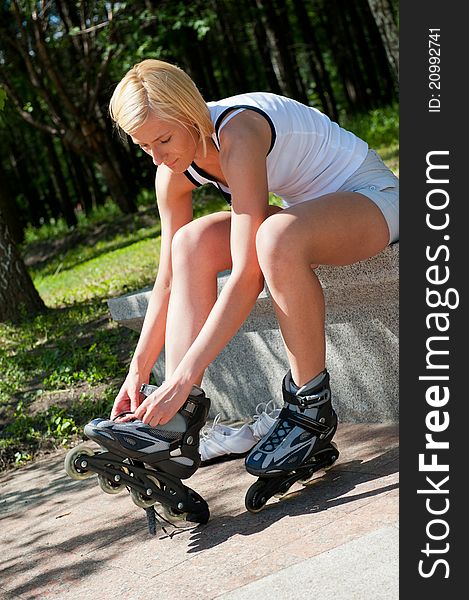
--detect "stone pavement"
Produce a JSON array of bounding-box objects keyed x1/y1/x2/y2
[{"x1": 0, "y1": 423, "x2": 398, "y2": 600}]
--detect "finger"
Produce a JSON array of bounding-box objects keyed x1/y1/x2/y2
[
  {"x1": 118, "y1": 414, "x2": 134, "y2": 423},
  {"x1": 142, "y1": 405, "x2": 161, "y2": 426},
  {"x1": 130, "y1": 393, "x2": 142, "y2": 414},
  {"x1": 134, "y1": 400, "x2": 146, "y2": 421},
  {"x1": 141, "y1": 407, "x2": 154, "y2": 425},
  {"x1": 110, "y1": 402, "x2": 125, "y2": 420}
]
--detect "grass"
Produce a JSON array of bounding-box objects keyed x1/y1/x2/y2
[
  {"x1": 0, "y1": 104, "x2": 399, "y2": 471},
  {"x1": 341, "y1": 102, "x2": 399, "y2": 175}
]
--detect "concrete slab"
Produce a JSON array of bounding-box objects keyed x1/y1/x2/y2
[
  {"x1": 219, "y1": 525, "x2": 399, "y2": 599},
  {"x1": 0, "y1": 423, "x2": 398, "y2": 600}
]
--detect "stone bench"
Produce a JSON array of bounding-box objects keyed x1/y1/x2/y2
[{"x1": 107, "y1": 243, "x2": 399, "y2": 423}]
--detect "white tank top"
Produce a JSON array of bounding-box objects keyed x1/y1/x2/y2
[{"x1": 185, "y1": 92, "x2": 368, "y2": 207}]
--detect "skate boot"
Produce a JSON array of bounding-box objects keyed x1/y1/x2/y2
[
  {"x1": 244, "y1": 370, "x2": 339, "y2": 513},
  {"x1": 64, "y1": 383, "x2": 211, "y2": 526}
]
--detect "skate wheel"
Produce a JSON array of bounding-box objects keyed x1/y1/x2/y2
[
  {"x1": 186, "y1": 506, "x2": 210, "y2": 525},
  {"x1": 299, "y1": 474, "x2": 316, "y2": 485},
  {"x1": 98, "y1": 474, "x2": 125, "y2": 494},
  {"x1": 162, "y1": 488, "x2": 210, "y2": 525},
  {"x1": 162, "y1": 505, "x2": 187, "y2": 521},
  {"x1": 245, "y1": 480, "x2": 268, "y2": 513},
  {"x1": 64, "y1": 443, "x2": 95, "y2": 480},
  {"x1": 130, "y1": 487, "x2": 157, "y2": 508},
  {"x1": 184, "y1": 489, "x2": 211, "y2": 524}
]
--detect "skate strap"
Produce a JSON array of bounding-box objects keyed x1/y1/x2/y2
[
  {"x1": 140, "y1": 383, "x2": 158, "y2": 397},
  {"x1": 283, "y1": 386, "x2": 331, "y2": 408},
  {"x1": 140, "y1": 384, "x2": 198, "y2": 415},
  {"x1": 279, "y1": 407, "x2": 331, "y2": 436}
]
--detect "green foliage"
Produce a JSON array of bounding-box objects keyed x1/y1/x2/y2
[
  {"x1": 23, "y1": 201, "x2": 125, "y2": 245},
  {"x1": 0, "y1": 302, "x2": 131, "y2": 406},
  {"x1": 5, "y1": 400, "x2": 79, "y2": 442},
  {"x1": 341, "y1": 103, "x2": 399, "y2": 149},
  {"x1": 0, "y1": 391, "x2": 116, "y2": 469},
  {"x1": 0, "y1": 85, "x2": 6, "y2": 110},
  {"x1": 34, "y1": 236, "x2": 161, "y2": 306},
  {"x1": 41, "y1": 341, "x2": 120, "y2": 389}
]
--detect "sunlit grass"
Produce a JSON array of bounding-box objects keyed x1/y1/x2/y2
[{"x1": 34, "y1": 236, "x2": 161, "y2": 307}]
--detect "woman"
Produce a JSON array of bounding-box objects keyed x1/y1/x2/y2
[{"x1": 108, "y1": 58, "x2": 398, "y2": 491}]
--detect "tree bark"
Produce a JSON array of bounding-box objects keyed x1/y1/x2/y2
[
  {"x1": 0, "y1": 208, "x2": 46, "y2": 322},
  {"x1": 367, "y1": 0, "x2": 399, "y2": 82},
  {"x1": 68, "y1": 151, "x2": 94, "y2": 215},
  {"x1": 255, "y1": 0, "x2": 308, "y2": 102},
  {"x1": 290, "y1": 0, "x2": 339, "y2": 119},
  {"x1": 43, "y1": 135, "x2": 78, "y2": 227},
  {"x1": 0, "y1": 171, "x2": 24, "y2": 244}
]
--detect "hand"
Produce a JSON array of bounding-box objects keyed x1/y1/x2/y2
[
  {"x1": 134, "y1": 378, "x2": 193, "y2": 426},
  {"x1": 110, "y1": 369, "x2": 148, "y2": 420}
]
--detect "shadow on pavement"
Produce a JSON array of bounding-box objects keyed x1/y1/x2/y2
[{"x1": 188, "y1": 446, "x2": 398, "y2": 553}]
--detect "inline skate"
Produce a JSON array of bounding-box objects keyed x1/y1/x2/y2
[
  {"x1": 244, "y1": 370, "x2": 339, "y2": 513},
  {"x1": 64, "y1": 383, "x2": 211, "y2": 527}
]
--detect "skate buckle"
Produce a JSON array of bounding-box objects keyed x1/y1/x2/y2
[
  {"x1": 297, "y1": 388, "x2": 331, "y2": 408},
  {"x1": 184, "y1": 400, "x2": 196, "y2": 414},
  {"x1": 140, "y1": 383, "x2": 158, "y2": 397}
]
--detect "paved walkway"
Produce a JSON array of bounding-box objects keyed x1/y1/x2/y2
[{"x1": 0, "y1": 423, "x2": 398, "y2": 600}]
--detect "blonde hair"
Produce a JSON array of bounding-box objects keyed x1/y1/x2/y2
[{"x1": 109, "y1": 59, "x2": 214, "y2": 155}]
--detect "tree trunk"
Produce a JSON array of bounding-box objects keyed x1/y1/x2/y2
[
  {"x1": 43, "y1": 135, "x2": 77, "y2": 227},
  {"x1": 336, "y1": 1, "x2": 373, "y2": 111},
  {"x1": 68, "y1": 151, "x2": 94, "y2": 215},
  {"x1": 358, "y1": 0, "x2": 397, "y2": 101},
  {"x1": 0, "y1": 170, "x2": 24, "y2": 244},
  {"x1": 251, "y1": 17, "x2": 283, "y2": 94},
  {"x1": 0, "y1": 208, "x2": 46, "y2": 322},
  {"x1": 367, "y1": 0, "x2": 399, "y2": 82},
  {"x1": 290, "y1": 0, "x2": 339, "y2": 119},
  {"x1": 212, "y1": 1, "x2": 245, "y2": 92},
  {"x1": 255, "y1": 0, "x2": 309, "y2": 103},
  {"x1": 64, "y1": 122, "x2": 138, "y2": 214}
]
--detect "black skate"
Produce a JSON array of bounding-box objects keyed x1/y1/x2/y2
[
  {"x1": 244, "y1": 370, "x2": 339, "y2": 513},
  {"x1": 64, "y1": 384, "x2": 211, "y2": 530}
]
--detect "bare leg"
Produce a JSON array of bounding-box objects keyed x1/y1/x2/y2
[
  {"x1": 165, "y1": 211, "x2": 233, "y2": 383},
  {"x1": 165, "y1": 205, "x2": 282, "y2": 385},
  {"x1": 255, "y1": 192, "x2": 390, "y2": 387}
]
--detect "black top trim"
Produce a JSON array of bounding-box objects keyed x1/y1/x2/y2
[
  {"x1": 217, "y1": 186, "x2": 232, "y2": 205},
  {"x1": 214, "y1": 105, "x2": 277, "y2": 155},
  {"x1": 183, "y1": 166, "x2": 232, "y2": 205},
  {"x1": 187, "y1": 145, "x2": 233, "y2": 205},
  {"x1": 190, "y1": 160, "x2": 217, "y2": 182},
  {"x1": 183, "y1": 170, "x2": 201, "y2": 188}
]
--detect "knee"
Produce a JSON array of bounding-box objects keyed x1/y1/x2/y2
[
  {"x1": 256, "y1": 215, "x2": 294, "y2": 274},
  {"x1": 171, "y1": 222, "x2": 204, "y2": 269},
  {"x1": 171, "y1": 219, "x2": 230, "y2": 274}
]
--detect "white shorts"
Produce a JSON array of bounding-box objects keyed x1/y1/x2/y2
[{"x1": 338, "y1": 149, "x2": 399, "y2": 244}]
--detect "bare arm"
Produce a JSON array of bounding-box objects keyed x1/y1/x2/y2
[
  {"x1": 111, "y1": 166, "x2": 195, "y2": 417},
  {"x1": 134, "y1": 111, "x2": 273, "y2": 424},
  {"x1": 172, "y1": 112, "x2": 271, "y2": 378}
]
